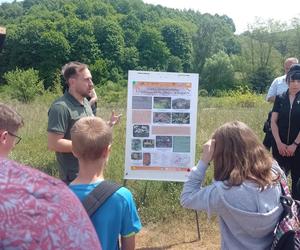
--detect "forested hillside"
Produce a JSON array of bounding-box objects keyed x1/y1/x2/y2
[{"x1": 1, "y1": 0, "x2": 300, "y2": 95}]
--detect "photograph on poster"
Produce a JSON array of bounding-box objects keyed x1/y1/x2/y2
[
  {"x1": 143, "y1": 139, "x2": 155, "y2": 148},
  {"x1": 156, "y1": 136, "x2": 172, "y2": 148},
  {"x1": 131, "y1": 152, "x2": 142, "y2": 160},
  {"x1": 153, "y1": 112, "x2": 171, "y2": 124},
  {"x1": 132, "y1": 96, "x2": 152, "y2": 109},
  {"x1": 172, "y1": 98, "x2": 190, "y2": 109},
  {"x1": 153, "y1": 97, "x2": 171, "y2": 109},
  {"x1": 132, "y1": 139, "x2": 142, "y2": 151},
  {"x1": 143, "y1": 153, "x2": 151, "y2": 166},
  {"x1": 133, "y1": 125, "x2": 150, "y2": 137},
  {"x1": 173, "y1": 136, "x2": 190, "y2": 152},
  {"x1": 172, "y1": 113, "x2": 190, "y2": 124}
]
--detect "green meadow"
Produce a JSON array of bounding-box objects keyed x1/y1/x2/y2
[{"x1": 2, "y1": 90, "x2": 270, "y2": 226}]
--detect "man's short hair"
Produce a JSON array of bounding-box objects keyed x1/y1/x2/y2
[
  {"x1": 61, "y1": 61, "x2": 88, "y2": 85},
  {"x1": 71, "y1": 117, "x2": 112, "y2": 161},
  {"x1": 285, "y1": 57, "x2": 298, "y2": 64},
  {"x1": 0, "y1": 103, "x2": 23, "y2": 133}
]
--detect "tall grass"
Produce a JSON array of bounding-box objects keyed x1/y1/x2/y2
[{"x1": 2, "y1": 90, "x2": 272, "y2": 225}]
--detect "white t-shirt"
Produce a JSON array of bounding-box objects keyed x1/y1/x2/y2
[{"x1": 266, "y1": 75, "x2": 288, "y2": 101}]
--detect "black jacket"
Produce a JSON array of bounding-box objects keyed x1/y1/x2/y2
[{"x1": 272, "y1": 90, "x2": 300, "y2": 145}]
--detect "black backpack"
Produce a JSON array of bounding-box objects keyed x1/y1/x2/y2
[
  {"x1": 82, "y1": 180, "x2": 122, "y2": 216},
  {"x1": 271, "y1": 176, "x2": 300, "y2": 250}
]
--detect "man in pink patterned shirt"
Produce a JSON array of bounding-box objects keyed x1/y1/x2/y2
[{"x1": 0, "y1": 103, "x2": 101, "y2": 249}]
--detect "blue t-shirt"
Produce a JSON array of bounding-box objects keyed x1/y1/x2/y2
[{"x1": 69, "y1": 182, "x2": 142, "y2": 250}]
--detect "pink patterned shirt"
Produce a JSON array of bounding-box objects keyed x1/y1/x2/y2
[{"x1": 0, "y1": 158, "x2": 101, "y2": 249}]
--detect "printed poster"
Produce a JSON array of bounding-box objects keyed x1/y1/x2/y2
[{"x1": 124, "y1": 71, "x2": 199, "y2": 182}]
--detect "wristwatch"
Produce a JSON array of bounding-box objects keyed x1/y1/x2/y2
[{"x1": 293, "y1": 141, "x2": 299, "y2": 146}]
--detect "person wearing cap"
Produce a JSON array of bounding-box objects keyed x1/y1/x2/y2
[
  {"x1": 271, "y1": 64, "x2": 300, "y2": 199},
  {"x1": 0, "y1": 103, "x2": 102, "y2": 249},
  {"x1": 263, "y1": 57, "x2": 299, "y2": 150}
]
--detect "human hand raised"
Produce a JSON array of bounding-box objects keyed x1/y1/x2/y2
[
  {"x1": 201, "y1": 139, "x2": 215, "y2": 165},
  {"x1": 108, "y1": 110, "x2": 122, "y2": 127}
]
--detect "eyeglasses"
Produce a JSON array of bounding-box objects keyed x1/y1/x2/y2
[{"x1": 8, "y1": 131, "x2": 22, "y2": 145}]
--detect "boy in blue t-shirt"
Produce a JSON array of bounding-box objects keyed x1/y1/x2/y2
[{"x1": 69, "y1": 116, "x2": 142, "y2": 250}]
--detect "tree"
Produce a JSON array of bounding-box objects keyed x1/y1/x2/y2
[
  {"x1": 192, "y1": 14, "x2": 236, "y2": 74},
  {"x1": 122, "y1": 47, "x2": 139, "y2": 72},
  {"x1": 201, "y1": 51, "x2": 235, "y2": 93},
  {"x1": 89, "y1": 59, "x2": 109, "y2": 85},
  {"x1": 161, "y1": 22, "x2": 192, "y2": 71},
  {"x1": 167, "y1": 55, "x2": 183, "y2": 72},
  {"x1": 137, "y1": 27, "x2": 170, "y2": 70},
  {"x1": 0, "y1": 2, "x2": 23, "y2": 24},
  {"x1": 239, "y1": 19, "x2": 283, "y2": 90},
  {"x1": 93, "y1": 17, "x2": 125, "y2": 66},
  {"x1": 121, "y1": 13, "x2": 141, "y2": 47},
  {"x1": 248, "y1": 66, "x2": 274, "y2": 93}
]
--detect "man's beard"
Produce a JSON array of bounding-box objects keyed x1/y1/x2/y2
[{"x1": 82, "y1": 90, "x2": 92, "y2": 98}]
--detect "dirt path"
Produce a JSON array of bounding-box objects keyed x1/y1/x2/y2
[{"x1": 136, "y1": 219, "x2": 220, "y2": 250}]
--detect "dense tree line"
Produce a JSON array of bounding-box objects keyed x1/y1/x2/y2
[{"x1": 0, "y1": 0, "x2": 300, "y2": 95}]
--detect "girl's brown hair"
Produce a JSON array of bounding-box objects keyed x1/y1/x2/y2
[{"x1": 212, "y1": 121, "x2": 275, "y2": 189}]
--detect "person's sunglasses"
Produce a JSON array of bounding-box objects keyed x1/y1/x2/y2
[{"x1": 8, "y1": 131, "x2": 22, "y2": 145}]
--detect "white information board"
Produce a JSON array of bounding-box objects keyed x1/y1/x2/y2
[{"x1": 124, "y1": 71, "x2": 199, "y2": 182}]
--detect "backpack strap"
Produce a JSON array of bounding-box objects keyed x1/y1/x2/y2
[
  {"x1": 271, "y1": 163, "x2": 291, "y2": 196},
  {"x1": 279, "y1": 177, "x2": 291, "y2": 196},
  {"x1": 82, "y1": 180, "x2": 122, "y2": 217}
]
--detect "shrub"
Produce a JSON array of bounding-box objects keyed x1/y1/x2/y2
[
  {"x1": 4, "y1": 68, "x2": 44, "y2": 103},
  {"x1": 202, "y1": 51, "x2": 235, "y2": 93},
  {"x1": 198, "y1": 89, "x2": 208, "y2": 97},
  {"x1": 97, "y1": 81, "x2": 127, "y2": 105}
]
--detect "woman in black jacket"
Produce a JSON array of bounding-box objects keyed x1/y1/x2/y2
[{"x1": 271, "y1": 63, "x2": 300, "y2": 199}]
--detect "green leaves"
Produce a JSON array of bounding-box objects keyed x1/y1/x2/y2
[
  {"x1": 137, "y1": 27, "x2": 170, "y2": 70},
  {"x1": 4, "y1": 68, "x2": 44, "y2": 103}
]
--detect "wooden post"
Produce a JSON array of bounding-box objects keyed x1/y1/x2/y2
[{"x1": 195, "y1": 211, "x2": 201, "y2": 240}]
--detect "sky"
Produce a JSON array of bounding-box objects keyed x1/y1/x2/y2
[{"x1": 143, "y1": 0, "x2": 300, "y2": 34}]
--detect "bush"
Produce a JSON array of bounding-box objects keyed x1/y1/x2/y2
[
  {"x1": 97, "y1": 81, "x2": 127, "y2": 105},
  {"x1": 202, "y1": 51, "x2": 235, "y2": 93},
  {"x1": 198, "y1": 89, "x2": 208, "y2": 97},
  {"x1": 4, "y1": 68, "x2": 44, "y2": 103}
]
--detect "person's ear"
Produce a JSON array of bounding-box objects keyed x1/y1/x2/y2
[
  {"x1": 101, "y1": 144, "x2": 111, "y2": 159},
  {"x1": 68, "y1": 77, "x2": 76, "y2": 87},
  {"x1": 0, "y1": 130, "x2": 8, "y2": 144}
]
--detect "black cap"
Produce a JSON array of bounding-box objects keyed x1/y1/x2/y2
[{"x1": 286, "y1": 64, "x2": 300, "y2": 82}]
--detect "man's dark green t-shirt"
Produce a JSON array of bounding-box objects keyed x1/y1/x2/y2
[{"x1": 47, "y1": 91, "x2": 93, "y2": 183}]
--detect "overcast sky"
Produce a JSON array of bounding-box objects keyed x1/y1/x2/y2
[
  {"x1": 1, "y1": 0, "x2": 300, "y2": 33},
  {"x1": 143, "y1": 0, "x2": 300, "y2": 33}
]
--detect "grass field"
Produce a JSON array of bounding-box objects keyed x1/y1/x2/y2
[{"x1": 2, "y1": 90, "x2": 271, "y2": 248}]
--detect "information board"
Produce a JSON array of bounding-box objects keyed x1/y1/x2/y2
[{"x1": 124, "y1": 71, "x2": 199, "y2": 182}]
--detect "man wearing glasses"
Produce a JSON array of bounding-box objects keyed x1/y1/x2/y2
[{"x1": 0, "y1": 103, "x2": 23, "y2": 157}]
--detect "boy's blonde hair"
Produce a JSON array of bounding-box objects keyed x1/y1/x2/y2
[
  {"x1": 71, "y1": 117, "x2": 112, "y2": 161},
  {"x1": 0, "y1": 103, "x2": 23, "y2": 133}
]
